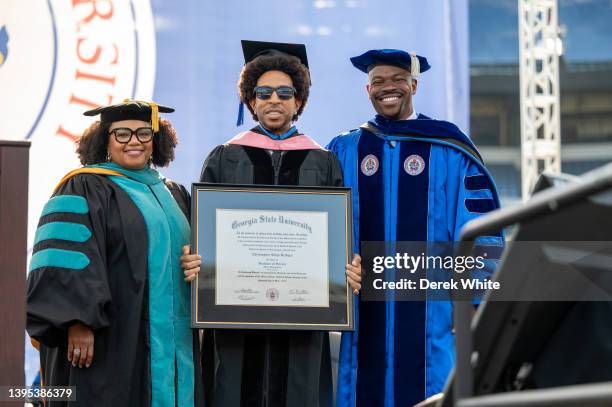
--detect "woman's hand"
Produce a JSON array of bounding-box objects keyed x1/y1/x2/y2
[
  {"x1": 67, "y1": 322, "x2": 94, "y2": 368},
  {"x1": 346, "y1": 254, "x2": 362, "y2": 294},
  {"x1": 181, "y1": 245, "x2": 201, "y2": 282}
]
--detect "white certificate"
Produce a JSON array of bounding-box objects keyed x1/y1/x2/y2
[{"x1": 215, "y1": 209, "x2": 329, "y2": 307}]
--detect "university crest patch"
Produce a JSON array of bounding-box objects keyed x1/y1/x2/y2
[
  {"x1": 404, "y1": 154, "x2": 425, "y2": 176},
  {"x1": 361, "y1": 154, "x2": 379, "y2": 176}
]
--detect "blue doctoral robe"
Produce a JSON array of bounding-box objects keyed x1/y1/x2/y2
[{"x1": 328, "y1": 114, "x2": 503, "y2": 407}]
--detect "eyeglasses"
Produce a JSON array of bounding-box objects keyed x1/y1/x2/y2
[
  {"x1": 110, "y1": 127, "x2": 154, "y2": 144},
  {"x1": 253, "y1": 86, "x2": 297, "y2": 100}
]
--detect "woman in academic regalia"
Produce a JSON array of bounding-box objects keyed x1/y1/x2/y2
[
  {"x1": 193, "y1": 40, "x2": 362, "y2": 407},
  {"x1": 26, "y1": 100, "x2": 203, "y2": 407}
]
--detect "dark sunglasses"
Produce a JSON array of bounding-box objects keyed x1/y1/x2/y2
[
  {"x1": 253, "y1": 85, "x2": 297, "y2": 100},
  {"x1": 110, "y1": 127, "x2": 154, "y2": 144}
]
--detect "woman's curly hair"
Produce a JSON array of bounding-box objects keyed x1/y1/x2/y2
[
  {"x1": 238, "y1": 53, "x2": 311, "y2": 121},
  {"x1": 76, "y1": 118, "x2": 178, "y2": 167}
]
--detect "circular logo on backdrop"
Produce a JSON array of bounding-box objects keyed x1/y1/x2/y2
[
  {"x1": 404, "y1": 154, "x2": 426, "y2": 176},
  {"x1": 360, "y1": 154, "x2": 379, "y2": 176},
  {"x1": 4, "y1": 0, "x2": 158, "y2": 284},
  {"x1": 0, "y1": 0, "x2": 156, "y2": 142}
]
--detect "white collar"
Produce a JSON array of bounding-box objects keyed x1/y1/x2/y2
[{"x1": 407, "y1": 109, "x2": 418, "y2": 120}]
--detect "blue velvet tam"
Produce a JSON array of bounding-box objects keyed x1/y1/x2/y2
[{"x1": 350, "y1": 49, "x2": 431, "y2": 77}]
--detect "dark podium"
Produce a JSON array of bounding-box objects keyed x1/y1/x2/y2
[
  {"x1": 435, "y1": 163, "x2": 612, "y2": 407},
  {"x1": 0, "y1": 140, "x2": 30, "y2": 400}
]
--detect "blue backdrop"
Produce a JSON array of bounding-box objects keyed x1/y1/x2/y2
[{"x1": 151, "y1": 0, "x2": 469, "y2": 187}]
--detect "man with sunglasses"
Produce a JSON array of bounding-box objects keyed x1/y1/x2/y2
[
  {"x1": 328, "y1": 49, "x2": 503, "y2": 407},
  {"x1": 196, "y1": 40, "x2": 361, "y2": 407}
]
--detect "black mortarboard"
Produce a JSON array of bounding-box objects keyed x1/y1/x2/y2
[
  {"x1": 241, "y1": 40, "x2": 309, "y2": 68},
  {"x1": 83, "y1": 99, "x2": 174, "y2": 132}
]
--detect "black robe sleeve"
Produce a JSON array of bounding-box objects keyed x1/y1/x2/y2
[
  {"x1": 26, "y1": 175, "x2": 112, "y2": 347},
  {"x1": 200, "y1": 145, "x2": 225, "y2": 183},
  {"x1": 165, "y1": 179, "x2": 191, "y2": 220},
  {"x1": 326, "y1": 150, "x2": 344, "y2": 187}
]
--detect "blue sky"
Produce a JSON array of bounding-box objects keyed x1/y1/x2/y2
[{"x1": 470, "y1": 0, "x2": 612, "y2": 63}]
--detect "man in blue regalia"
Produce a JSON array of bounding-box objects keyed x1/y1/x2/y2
[{"x1": 328, "y1": 49, "x2": 504, "y2": 407}]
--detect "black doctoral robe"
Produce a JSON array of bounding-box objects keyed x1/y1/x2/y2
[
  {"x1": 26, "y1": 171, "x2": 204, "y2": 407},
  {"x1": 200, "y1": 127, "x2": 343, "y2": 407}
]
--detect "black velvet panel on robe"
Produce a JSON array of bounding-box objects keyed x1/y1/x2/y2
[
  {"x1": 26, "y1": 175, "x2": 203, "y2": 407},
  {"x1": 199, "y1": 135, "x2": 343, "y2": 407}
]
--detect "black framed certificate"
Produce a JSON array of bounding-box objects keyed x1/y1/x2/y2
[{"x1": 191, "y1": 183, "x2": 354, "y2": 331}]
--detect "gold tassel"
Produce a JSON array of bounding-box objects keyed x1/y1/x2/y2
[
  {"x1": 122, "y1": 99, "x2": 160, "y2": 132},
  {"x1": 149, "y1": 101, "x2": 159, "y2": 132}
]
